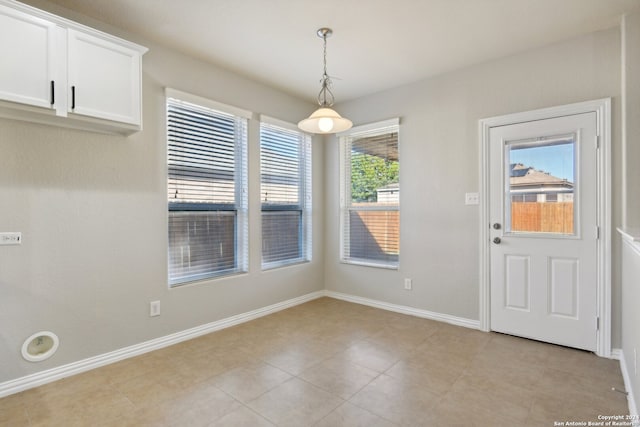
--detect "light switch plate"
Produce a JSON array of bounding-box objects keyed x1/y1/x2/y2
[{"x1": 465, "y1": 193, "x2": 479, "y2": 205}]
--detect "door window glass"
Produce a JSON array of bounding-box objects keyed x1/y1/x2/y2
[{"x1": 504, "y1": 134, "x2": 576, "y2": 235}]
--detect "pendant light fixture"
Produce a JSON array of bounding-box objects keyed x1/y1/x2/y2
[{"x1": 298, "y1": 28, "x2": 352, "y2": 134}]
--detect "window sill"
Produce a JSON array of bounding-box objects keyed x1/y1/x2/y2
[
  {"x1": 262, "y1": 259, "x2": 310, "y2": 272},
  {"x1": 340, "y1": 258, "x2": 399, "y2": 270},
  {"x1": 169, "y1": 268, "x2": 248, "y2": 288}
]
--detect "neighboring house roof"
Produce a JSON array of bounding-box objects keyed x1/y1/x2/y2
[
  {"x1": 510, "y1": 163, "x2": 573, "y2": 189},
  {"x1": 377, "y1": 183, "x2": 399, "y2": 192}
]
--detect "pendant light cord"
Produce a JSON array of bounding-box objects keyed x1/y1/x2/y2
[{"x1": 318, "y1": 32, "x2": 335, "y2": 107}]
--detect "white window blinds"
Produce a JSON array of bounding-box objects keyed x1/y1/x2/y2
[
  {"x1": 260, "y1": 120, "x2": 312, "y2": 269},
  {"x1": 340, "y1": 119, "x2": 399, "y2": 268},
  {"x1": 167, "y1": 94, "x2": 248, "y2": 286}
]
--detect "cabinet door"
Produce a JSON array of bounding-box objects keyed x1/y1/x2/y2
[
  {"x1": 0, "y1": 4, "x2": 57, "y2": 109},
  {"x1": 68, "y1": 29, "x2": 141, "y2": 125}
]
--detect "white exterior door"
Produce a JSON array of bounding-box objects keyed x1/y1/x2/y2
[{"x1": 489, "y1": 112, "x2": 598, "y2": 351}]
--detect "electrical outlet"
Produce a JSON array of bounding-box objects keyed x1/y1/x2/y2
[
  {"x1": 150, "y1": 300, "x2": 161, "y2": 317},
  {"x1": 404, "y1": 278, "x2": 412, "y2": 290},
  {"x1": 0, "y1": 232, "x2": 22, "y2": 245}
]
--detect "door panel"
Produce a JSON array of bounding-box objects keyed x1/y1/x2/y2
[
  {"x1": 505, "y1": 255, "x2": 530, "y2": 310},
  {"x1": 549, "y1": 257, "x2": 578, "y2": 318},
  {"x1": 490, "y1": 112, "x2": 597, "y2": 351}
]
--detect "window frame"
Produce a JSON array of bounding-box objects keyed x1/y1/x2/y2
[
  {"x1": 339, "y1": 118, "x2": 400, "y2": 269},
  {"x1": 259, "y1": 116, "x2": 312, "y2": 270},
  {"x1": 166, "y1": 88, "x2": 249, "y2": 287}
]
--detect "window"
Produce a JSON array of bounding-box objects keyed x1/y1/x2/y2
[
  {"x1": 505, "y1": 135, "x2": 575, "y2": 234},
  {"x1": 340, "y1": 119, "x2": 399, "y2": 268},
  {"x1": 260, "y1": 118, "x2": 312, "y2": 269},
  {"x1": 166, "y1": 90, "x2": 249, "y2": 286}
]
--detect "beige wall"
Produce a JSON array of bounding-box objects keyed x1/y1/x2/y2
[
  {"x1": 621, "y1": 11, "x2": 640, "y2": 415},
  {"x1": 324, "y1": 28, "x2": 623, "y2": 345},
  {"x1": 623, "y1": 12, "x2": 640, "y2": 229},
  {"x1": 0, "y1": 0, "x2": 632, "y2": 393},
  {"x1": 0, "y1": 3, "x2": 323, "y2": 383}
]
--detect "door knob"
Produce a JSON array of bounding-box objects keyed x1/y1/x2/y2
[
  {"x1": 493, "y1": 223, "x2": 501, "y2": 230},
  {"x1": 493, "y1": 237, "x2": 501, "y2": 244}
]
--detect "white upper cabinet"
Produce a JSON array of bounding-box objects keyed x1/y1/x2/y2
[
  {"x1": 68, "y1": 29, "x2": 142, "y2": 125},
  {"x1": 0, "y1": 3, "x2": 57, "y2": 110},
  {"x1": 0, "y1": 0, "x2": 147, "y2": 134}
]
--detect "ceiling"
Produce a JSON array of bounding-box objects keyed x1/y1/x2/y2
[{"x1": 28, "y1": 0, "x2": 640, "y2": 103}]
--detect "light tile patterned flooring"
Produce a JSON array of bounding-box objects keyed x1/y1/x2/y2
[{"x1": 0, "y1": 298, "x2": 629, "y2": 426}]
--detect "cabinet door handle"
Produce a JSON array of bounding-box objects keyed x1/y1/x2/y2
[
  {"x1": 50, "y1": 81, "x2": 55, "y2": 105},
  {"x1": 71, "y1": 86, "x2": 75, "y2": 110}
]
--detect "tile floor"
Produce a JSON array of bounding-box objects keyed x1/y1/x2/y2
[{"x1": 0, "y1": 297, "x2": 629, "y2": 426}]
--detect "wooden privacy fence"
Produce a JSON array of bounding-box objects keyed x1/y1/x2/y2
[
  {"x1": 511, "y1": 202, "x2": 574, "y2": 233},
  {"x1": 349, "y1": 202, "x2": 573, "y2": 257},
  {"x1": 350, "y1": 210, "x2": 400, "y2": 257}
]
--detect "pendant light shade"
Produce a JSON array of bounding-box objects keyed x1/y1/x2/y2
[
  {"x1": 298, "y1": 107, "x2": 353, "y2": 134},
  {"x1": 298, "y1": 28, "x2": 352, "y2": 135}
]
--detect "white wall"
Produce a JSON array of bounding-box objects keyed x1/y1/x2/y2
[
  {"x1": 620, "y1": 236, "x2": 640, "y2": 415},
  {"x1": 324, "y1": 28, "x2": 623, "y2": 344},
  {"x1": 0, "y1": 2, "x2": 323, "y2": 383}
]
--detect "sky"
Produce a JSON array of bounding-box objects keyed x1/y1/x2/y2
[{"x1": 509, "y1": 142, "x2": 574, "y2": 181}]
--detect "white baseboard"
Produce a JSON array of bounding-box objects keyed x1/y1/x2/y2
[
  {"x1": 324, "y1": 290, "x2": 480, "y2": 330},
  {"x1": 0, "y1": 290, "x2": 325, "y2": 398},
  {"x1": 613, "y1": 348, "x2": 639, "y2": 417},
  {"x1": 0, "y1": 289, "x2": 527, "y2": 399}
]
